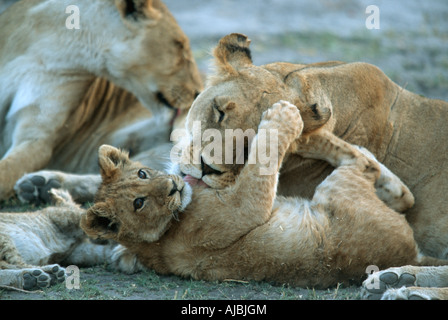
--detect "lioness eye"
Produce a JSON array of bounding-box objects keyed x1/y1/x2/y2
[
  {"x1": 133, "y1": 198, "x2": 145, "y2": 211},
  {"x1": 213, "y1": 101, "x2": 225, "y2": 123},
  {"x1": 217, "y1": 109, "x2": 225, "y2": 123},
  {"x1": 138, "y1": 169, "x2": 147, "y2": 179}
]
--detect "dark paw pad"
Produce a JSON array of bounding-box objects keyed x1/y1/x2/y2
[
  {"x1": 17, "y1": 176, "x2": 61, "y2": 205},
  {"x1": 362, "y1": 271, "x2": 416, "y2": 300},
  {"x1": 22, "y1": 269, "x2": 51, "y2": 291}
]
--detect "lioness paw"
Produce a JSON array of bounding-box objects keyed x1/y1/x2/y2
[
  {"x1": 259, "y1": 100, "x2": 303, "y2": 139},
  {"x1": 14, "y1": 171, "x2": 63, "y2": 205}
]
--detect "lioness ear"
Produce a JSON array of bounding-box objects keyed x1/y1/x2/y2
[
  {"x1": 115, "y1": 0, "x2": 161, "y2": 24},
  {"x1": 213, "y1": 33, "x2": 253, "y2": 75},
  {"x1": 98, "y1": 145, "x2": 130, "y2": 182},
  {"x1": 80, "y1": 203, "x2": 120, "y2": 240}
]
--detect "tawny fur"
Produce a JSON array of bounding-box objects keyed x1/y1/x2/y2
[
  {"x1": 0, "y1": 0, "x2": 202, "y2": 201},
  {"x1": 175, "y1": 33, "x2": 448, "y2": 298},
  {"x1": 81, "y1": 101, "x2": 447, "y2": 289},
  {"x1": 178, "y1": 34, "x2": 448, "y2": 264}
]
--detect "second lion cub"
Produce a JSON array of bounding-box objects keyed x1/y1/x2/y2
[{"x1": 81, "y1": 101, "x2": 447, "y2": 288}]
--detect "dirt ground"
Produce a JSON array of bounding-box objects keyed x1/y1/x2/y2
[{"x1": 0, "y1": 0, "x2": 447, "y2": 302}]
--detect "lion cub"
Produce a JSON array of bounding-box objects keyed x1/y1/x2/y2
[
  {"x1": 0, "y1": 190, "x2": 115, "y2": 291},
  {"x1": 81, "y1": 101, "x2": 447, "y2": 288}
]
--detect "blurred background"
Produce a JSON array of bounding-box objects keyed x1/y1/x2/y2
[
  {"x1": 164, "y1": 0, "x2": 448, "y2": 101},
  {"x1": 1, "y1": 0, "x2": 446, "y2": 100}
]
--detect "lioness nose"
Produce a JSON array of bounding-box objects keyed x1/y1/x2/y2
[{"x1": 201, "y1": 157, "x2": 222, "y2": 177}]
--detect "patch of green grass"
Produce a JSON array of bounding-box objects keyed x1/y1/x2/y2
[{"x1": 0, "y1": 196, "x2": 41, "y2": 212}]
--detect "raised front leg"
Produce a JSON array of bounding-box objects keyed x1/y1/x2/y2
[
  {"x1": 225, "y1": 100, "x2": 303, "y2": 211},
  {"x1": 195, "y1": 101, "x2": 303, "y2": 248}
]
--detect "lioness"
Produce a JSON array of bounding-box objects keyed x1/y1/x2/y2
[
  {"x1": 0, "y1": 0, "x2": 202, "y2": 201},
  {"x1": 81, "y1": 101, "x2": 447, "y2": 290}
]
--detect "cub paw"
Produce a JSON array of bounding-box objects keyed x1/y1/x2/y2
[
  {"x1": 381, "y1": 287, "x2": 435, "y2": 300},
  {"x1": 355, "y1": 146, "x2": 415, "y2": 212},
  {"x1": 42, "y1": 264, "x2": 66, "y2": 285},
  {"x1": 259, "y1": 100, "x2": 303, "y2": 139},
  {"x1": 361, "y1": 267, "x2": 416, "y2": 300},
  {"x1": 111, "y1": 245, "x2": 145, "y2": 274},
  {"x1": 21, "y1": 265, "x2": 66, "y2": 291},
  {"x1": 14, "y1": 171, "x2": 63, "y2": 205}
]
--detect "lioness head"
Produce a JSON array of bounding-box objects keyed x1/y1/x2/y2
[
  {"x1": 97, "y1": 0, "x2": 203, "y2": 110},
  {"x1": 175, "y1": 33, "x2": 332, "y2": 189},
  {"x1": 81, "y1": 145, "x2": 192, "y2": 243}
]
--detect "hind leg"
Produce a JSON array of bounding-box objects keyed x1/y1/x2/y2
[
  {"x1": 295, "y1": 131, "x2": 438, "y2": 274},
  {"x1": 0, "y1": 235, "x2": 65, "y2": 290},
  {"x1": 0, "y1": 265, "x2": 65, "y2": 291}
]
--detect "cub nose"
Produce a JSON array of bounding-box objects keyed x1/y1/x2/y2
[
  {"x1": 168, "y1": 180, "x2": 179, "y2": 196},
  {"x1": 168, "y1": 180, "x2": 184, "y2": 196}
]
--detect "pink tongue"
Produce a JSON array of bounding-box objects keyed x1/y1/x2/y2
[{"x1": 183, "y1": 175, "x2": 209, "y2": 188}]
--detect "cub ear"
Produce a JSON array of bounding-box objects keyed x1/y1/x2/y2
[
  {"x1": 80, "y1": 203, "x2": 120, "y2": 240},
  {"x1": 115, "y1": 0, "x2": 161, "y2": 24},
  {"x1": 213, "y1": 33, "x2": 253, "y2": 76},
  {"x1": 98, "y1": 145, "x2": 130, "y2": 182}
]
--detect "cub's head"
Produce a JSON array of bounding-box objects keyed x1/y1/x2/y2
[
  {"x1": 105, "y1": 0, "x2": 203, "y2": 111},
  {"x1": 81, "y1": 145, "x2": 192, "y2": 243},
  {"x1": 175, "y1": 33, "x2": 332, "y2": 189}
]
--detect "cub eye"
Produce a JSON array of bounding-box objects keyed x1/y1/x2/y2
[
  {"x1": 133, "y1": 198, "x2": 145, "y2": 211},
  {"x1": 138, "y1": 169, "x2": 147, "y2": 179}
]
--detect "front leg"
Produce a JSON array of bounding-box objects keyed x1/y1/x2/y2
[
  {"x1": 0, "y1": 78, "x2": 92, "y2": 201},
  {"x1": 198, "y1": 101, "x2": 303, "y2": 247},
  {"x1": 228, "y1": 100, "x2": 304, "y2": 202},
  {"x1": 291, "y1": 131, "x2": 414, "y2": 212}
]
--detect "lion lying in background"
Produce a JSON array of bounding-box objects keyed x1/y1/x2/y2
[
  {"x1": 0, "y1": 0, "x2": 202, "y2": 201},
  {"x1": 81, "y1": 101, "x2": 447, "y2": 293}
]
